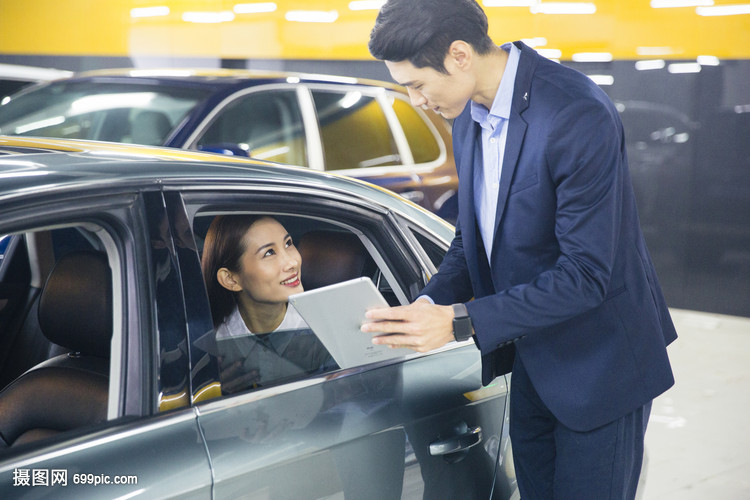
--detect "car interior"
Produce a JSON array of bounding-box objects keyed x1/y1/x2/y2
[
  {"x1": 0, "y1": 212, "x2": 404, "y2": 449},
  {"x1": 0, "y1": 228, "x2": 113, "y2": 449}
]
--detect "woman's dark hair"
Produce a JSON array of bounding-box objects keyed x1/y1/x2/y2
[
  {"x1": 368, "y1": 0, "x2": 495, "y2": 74},
  {"x1": 201, "y1": 214, "x2": 266, "y2": 326}
]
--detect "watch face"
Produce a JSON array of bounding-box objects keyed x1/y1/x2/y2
[{"x1": 453, "y1": 317, "x2": 473, "y2": 341}]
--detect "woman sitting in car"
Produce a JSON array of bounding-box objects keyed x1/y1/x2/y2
[{"x1": 201, "y1": 214, "x2": 337, "y2": 393}]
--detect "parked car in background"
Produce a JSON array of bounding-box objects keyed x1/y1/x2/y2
[
  {"x1": 0, "y1": 137, "x2": 515, "y2": 499},
  {"x1": 0, "y1": 63, "x2": 73, "y2": 101},
  {"x1": 0, "y1": 69, "x2": 459, "y2": 221}
]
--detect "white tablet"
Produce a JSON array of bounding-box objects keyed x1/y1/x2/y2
[{"x1": 288, "y1": 277, "x2": 413, "y2": 369}]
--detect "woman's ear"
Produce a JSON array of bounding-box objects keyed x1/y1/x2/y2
[{"x1": 217, "y1": 267, "x2": 242, "y2": 292}]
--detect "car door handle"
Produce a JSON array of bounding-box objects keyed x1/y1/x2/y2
[{"x1": 429, "y1": 425, "x2": 482, "y2": 456}]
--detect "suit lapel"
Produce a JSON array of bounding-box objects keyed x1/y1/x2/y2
[{"x1": 490, "y1": 42, "x2": 537, "y2": 261}]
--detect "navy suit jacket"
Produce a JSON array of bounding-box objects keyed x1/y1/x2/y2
[{"x1": 421, "y1": 42, "x2": 677, "y2": 432}]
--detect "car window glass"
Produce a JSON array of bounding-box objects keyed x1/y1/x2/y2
[
  {"x1": 311, "y1": 90, "x2": 401, "y2": 170},
  {"x1": 390, "y1": 96, "x2": 442, "y2": 164},
  {"x1": 0, "y1": 225, "x2": 115, "y2": 450},
  {"x1": 410, "y1": 229, "x2": 447, "y2": 271},
  {"x1": 189, "y1": 212, "x2": 403, "y2": 398},
  {"x1": 195, "y1": 90, "x2": 307, "y2": 166},
  {"x1": 0, "y1": 82, "x2": 208, "y2": 145}
]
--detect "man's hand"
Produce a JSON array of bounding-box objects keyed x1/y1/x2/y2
[{"x1": 361, "y1": 298, "x2": 455, "y2": 352}]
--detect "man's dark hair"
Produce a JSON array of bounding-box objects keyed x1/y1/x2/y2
[{"x1": 369, "y1": 0, "x2": 495, "y2": 74}]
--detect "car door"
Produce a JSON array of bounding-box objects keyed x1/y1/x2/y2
[
  {"x1": 0, "y1": 190, "x2": 213, "y2": 498},
  {"x1": 170, "y1": 186, "x2": 514, "y2": 499}
]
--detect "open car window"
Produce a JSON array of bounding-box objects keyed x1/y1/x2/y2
[{"x1": 188, "y1": 211, "x2": 405, "y2": 397}]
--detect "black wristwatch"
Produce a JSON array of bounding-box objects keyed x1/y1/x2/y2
[{"x1": 451, "y1": 303, "x2": 474, "y2": 342}]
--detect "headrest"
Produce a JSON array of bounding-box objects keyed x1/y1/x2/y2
[
  {"x1": 38, "y1": 251, "x2": 112, "y2": 357},
  {"x1": 298, "y1": 231, "x2": 373, "y2": 290},
  {"x1": 131, "y1": 110, "x2": 172, "y2": 145}
]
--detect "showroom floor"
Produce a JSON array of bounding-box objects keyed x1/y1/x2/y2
[{"x1": 638, "y1": 309, "x2": 750, "y2": 500}]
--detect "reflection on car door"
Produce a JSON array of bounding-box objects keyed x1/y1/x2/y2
[{"x1": 176, "y1": 195, "x2": 511, "y2": 499}]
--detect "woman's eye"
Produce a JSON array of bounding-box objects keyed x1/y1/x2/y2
[
  {"x1": 285, "y1": 239, "x2": 294, "y2": 248},
  {"x1": 263, "y1": 249, "x2": 275, "y2": 258}
]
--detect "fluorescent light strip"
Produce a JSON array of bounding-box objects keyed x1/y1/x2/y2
[
  {"x1": 636, "y1": 46, "x2": 674, "y2": 56},
  {"x1": 530, "y1": 2, "x2": 597, "y2": 14},
  {"x1": 182, "y1": 11, "x2": 235, "y2": 23},
  {"x1": 635, "y1": 59, "x2": 666, "y2": 70},
  {"x1": 650, "y1": 0, "x2": 712, "y2": 8},
  {"x1": 349, "y1": 1, "x2": 386, "y2": 10},
  {"x1": 233, "y1": 3, "x2": 277, "y2": 14},
  {"x1": 668, "y1": 62, "x2": 702, "y2": 73},
  {"x1": 483, "y1": 0, "x2": 536, "y2": 6},
  {"x1": 696, "y1": 4, "x2": 750, "y2": 15},
  {"x1": 521, "y1": 37, "x2": 549, "y2": 47},
  {"x1": 130, "y1": 6, "x2": 170, "y2": 18},
  {"x1": 697, "y1": 55, "x2": 720, "y2": 66},
  {"x1": 285, "y1": 10, "x2": 339, "y2": 23},
  {"x1": 572, "y1": 52, "x2": 613, "y2": 62},
  {"x1": 588, "y1": 74, "x2": 614, "y2": 85},
  {"x1": 537, "y1": 48, "x2": 563, "y2": 58}
]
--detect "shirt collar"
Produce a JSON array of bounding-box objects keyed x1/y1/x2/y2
[
  {"x1": 470, "y1": 42, "x2": 521, "y2": 129},
  {"x1": 225, "y1": 305, "x2": 296, "y2": 352}
]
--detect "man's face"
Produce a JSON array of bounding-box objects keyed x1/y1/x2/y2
[{"x1": 385, "y1": 58, "x2": 474, "y2": 120}]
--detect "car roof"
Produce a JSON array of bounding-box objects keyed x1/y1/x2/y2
[
  {"x1": 0, "y1": 136, "x2": 452, "y2": 234},
  {"x1": 48, "y1": 68, "x2": 403, "y2": 93}
]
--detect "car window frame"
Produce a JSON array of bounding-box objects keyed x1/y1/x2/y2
[
  {"x1": 180, "y1": 81, "x2": 448, "y2": 178},
  {"x1": 171, "y1": 184, "x2": 447, "y2": 403},
  {"x1": 0, "y1": 191, "x2": 150, "y2": 422}
]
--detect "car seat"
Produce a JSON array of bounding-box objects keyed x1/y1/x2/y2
[
  {"x1": 131, "y1": 110, "x2": 172, "y2": 146},
  {"x1": 297, "y1": 231, "x2": 376, "y2": 291},
  {"x1": 0, "y1": 250, "x2": 112, "y2": 448}
]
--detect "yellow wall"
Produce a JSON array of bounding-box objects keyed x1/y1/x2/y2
[{"x1": 0, "y1": 0, "x2": 748, "y2": 60}]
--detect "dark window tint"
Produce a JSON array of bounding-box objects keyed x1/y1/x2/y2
[
  {"x1": 311, "y1": 90, "x2": 400, "y2": 170},
  {"x1": 391, "y1": 97, "x2": 441, "y2": 164}
]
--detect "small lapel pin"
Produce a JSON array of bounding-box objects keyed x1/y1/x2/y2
[{"x1": 523, "y1": 92, "x2": 528, "y2": 101}]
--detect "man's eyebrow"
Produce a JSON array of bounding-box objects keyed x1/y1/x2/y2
[{"x1": 400, "y1": 80, "x2": 418, "y2": 88}]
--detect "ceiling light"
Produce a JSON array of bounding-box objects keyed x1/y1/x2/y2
[
  {"x1": 635, "y1": 59, "x2": 666, "y2": 70},
  {"x1": 636, "y1": 46, "x2": 675, "y2": 56},
  {"x1": 650, "y1": 0, "x2": 713, "y2": 8},
  {"x1": 182, "y1": 11, "x2": 235, "y2": 23},
  {"x1": 349, "y1": 1, "x2": 386, "y2": 10},
  {"x1": 285, "y1": 10, "x2": 339, "y2": 23},
  {"x1": 530, "y1": 2, "x2": 597, "y2": 14},
  {"x1": 521, "y1": 37, "x2": 548, "y2": 47},
  {"x1": 668, "y1": 62, "x2": 702, "y2": 73},
  {"x1": 696, "y1": 4, "x2": 750, "y2": 15},
  {"x1": 587, "y1": 74, "x2": 614, "y2": 85},
  {"x1": 233, "y1": 3, "x2": 277, "y2": 14},
  {"x1": 130, "y1": 6, "x2": 170, "y2": 18},
  {"x1": 572, "y1": 52, "x2": 613, "y2": 62},
  {"x1": 537, "y1": 48, "x2": 563, "y2": 58},
  {"x1": 697, "y1": 55, "x2": 720, "y2": 66},
  {"x1": 483, "y1": 0, "x2": 536, "y2": 6}
]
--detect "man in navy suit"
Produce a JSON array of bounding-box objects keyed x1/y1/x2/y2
[{"x1": 364, "y1": 1, "x2": 677, "y2": 498}]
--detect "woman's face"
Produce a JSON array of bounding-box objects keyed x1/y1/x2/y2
[{"x1": 225, "y1": 217, "x2": 302, "y2": 305}]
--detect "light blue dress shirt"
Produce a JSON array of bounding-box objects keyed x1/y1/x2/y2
[{"x1": 470, "y1": 43, "x2": 520, "y2": 262}]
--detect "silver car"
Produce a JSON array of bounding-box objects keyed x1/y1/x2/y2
[{"x1": 0, "y1": 137, "x2": 516, "y2": 499}]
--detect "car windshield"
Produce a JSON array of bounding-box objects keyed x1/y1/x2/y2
[{"x1": 0, "y1": 81, "x2": 210, "y2": 145}]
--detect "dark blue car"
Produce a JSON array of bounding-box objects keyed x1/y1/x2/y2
[{"x1": 0, "y1": 69, "x2": 458, "y2": 221}]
